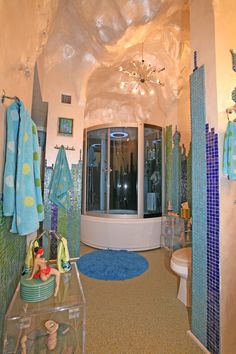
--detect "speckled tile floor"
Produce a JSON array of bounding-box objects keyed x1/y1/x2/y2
[{"x1": 79, "y1": 244, "x2": 203, "y2": 354}]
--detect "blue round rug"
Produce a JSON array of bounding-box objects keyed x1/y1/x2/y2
[{"x1": 77, "y1": 250, "x2": 149, "y2": 280}]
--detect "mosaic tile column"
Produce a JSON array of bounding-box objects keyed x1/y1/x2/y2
[
  {"x1": 190, "y1": 65, "x2": 207, "y2": 346},
  {"x1": 187, "y1": 143, "x2": 192, "y2": 210},
  {"x1": 172, "y1": 129, "x2": 181, "y2": 213},
  {"x1": 43, "y1": 161, "x2": 82, "y2": 259},
  {"x1": 165, "y1": 126, "x2": 188, "y2": 212},
  {"x1": 181, "y1": 145, "x2": 187, "y2": 204},
  {"x1": 42, "y1": 167, "x2": 53, "y2": 260},
  {"x1": 165, "y1": 125, "x2": 173, "y2": 212},
  {"x1": 206, "y1": 125, "x2": 220, "y2": 354}
]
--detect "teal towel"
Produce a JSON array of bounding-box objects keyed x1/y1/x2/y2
[
  {"x1": 223, "y1": 121, "x2": 236, "y2": 180},
  {"x1": 49, "y1": 146, "x2": 73, "y2": 210},
  {"x1": 3, "y1": 100, "x2": 44, "y2": 235}
]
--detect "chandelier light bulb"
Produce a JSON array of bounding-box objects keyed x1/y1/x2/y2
[
  {"x1": 132, "y1": 87, "x2": 138, "y2": 94},
  {"x1": 149, "y1": 89, "x2": 154, "y2": 95}
]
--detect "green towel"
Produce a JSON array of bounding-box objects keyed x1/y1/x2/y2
[
  {"x1": 49, "y1": 146, "x2": 73, "y2": 210},
  {"x1": 57, "y1": 237, "x2": 71, "y2": 273}
]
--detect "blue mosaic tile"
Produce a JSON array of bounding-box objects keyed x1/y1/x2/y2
[
  {"x1": 206, "y1": 125, "x2": 220, "y2": 354},
  {"x1": 190, "y1": 65, "x2": 220, "y2": 353},
  {"x1": 190, "y1": 65, "x2": 207, "y2": 346}
]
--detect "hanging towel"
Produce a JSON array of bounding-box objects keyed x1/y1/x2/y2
[
  {"x1": 49, "y1": 146, "x2": 73, "y2": 210},
  {"x1": 223, "y1": 121, "x2": 236, "y2": 180},
  {"x1": 57, "y1": 236, "x2": 72, "y2": 273},
  {"x1": 3, "y1": 100, "x2": 44, "y2": 235}
]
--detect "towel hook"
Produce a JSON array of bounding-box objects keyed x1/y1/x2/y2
[
  {"x1": 1, "y1": 89, "x2": 20, "y2": 104},
  {"x1": 54, "y1": 144, "x2": 75, "y2": 151}
]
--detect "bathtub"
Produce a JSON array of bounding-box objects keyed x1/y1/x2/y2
[{"x1": 81, "y1": 215, "x2": 161, "y2": 251}]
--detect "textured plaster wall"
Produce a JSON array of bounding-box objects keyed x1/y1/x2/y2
[
  {"x1": 0, "y1": 0, "x2": 58, "y2": 191},
  {"x1": 189, "y1": 0, "x2": 218, "y2": 127},
  {"x1": 189, "y1": 0, "x2": 218, "y2": 349},
  {"x1": 0, "y1": 0, "x2": 193, "y2": 346},
  {"x1": 0, "y1": 2, "x2": 58, "y2": 348},
  {"x1": 214, "y1": 1, "x2": 236, "y2": 352},
  {"x1": 39, "y1": 62, "x2": 84, "y2": 166},
  {"x1": 190, "y1": 0, "x2": 236, "y2": 352},
  {"x1": 36, "y1": 0, "x2": 191, "y2": 165}
]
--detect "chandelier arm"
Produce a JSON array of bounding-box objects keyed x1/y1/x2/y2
[
  {"x1": 146, "y1": 70, "x2": 157, "y2": 80},
  {"x1": 132, "y1": 61, "x2": 141, "y2": 79},
  {"x1": 144, "y1": 81, "x2": 151, "y2": 93},
  {"x1": 139, "y1": 62, "x2": 146, "y2": 80},
  {"x1": 135, "y1": 63, "x2": 143, "y2": 80},
  {"x1": 141, "y1": 42, "x2": 144, "y2": 62},
  {"x1": 149, "y1": 78, "x2": 164, "y2": 86},
  {"x1": 146, "y1": 65, "x2": 156, "y2": 75},
  {"x1": 149, "y1": 78, "x2": 158, "y2": 84},
  {"x1": 131, "y1": 61, "x2": 137, "y2": 73},
  {"x1": 122, "y1": 70, "x2": 132, "y2": 76}
]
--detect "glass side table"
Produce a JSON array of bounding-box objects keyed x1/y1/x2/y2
[
  {"x1": 3, "y1": 262, "x2": 85, "y2": 354},
  {"x1": 161, "y1": 215, "x2": 192, "y2": 250}
]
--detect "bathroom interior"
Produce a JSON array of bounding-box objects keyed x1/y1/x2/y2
[{"x1": 0, "y1": 0, "x2": 236, "y2": 353}]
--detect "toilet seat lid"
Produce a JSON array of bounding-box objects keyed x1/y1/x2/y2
[{"x1": 172, "y1": 247, "x2": 192, "y2": 266}]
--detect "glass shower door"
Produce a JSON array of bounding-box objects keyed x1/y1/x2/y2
[
  {"x1": 109, "y1": 127, "x2": 138, "y2": 215},
  {"x1": 144, "y1": 125, "x2": 162, "y2": 217},
  {"x1": 86, "y1": 126, "x2": 138, "y2": 216},
  {"x1": 86, "y1": 129, "x2": 108, "y2": 213}
]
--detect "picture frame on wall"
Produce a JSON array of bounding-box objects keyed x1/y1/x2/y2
[{"x1": 58, "y1": 117, "x2": 73, "y2": 136}]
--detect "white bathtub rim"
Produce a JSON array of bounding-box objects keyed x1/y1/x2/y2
[{"x1": 81, "y1": 240, "x2": 161, "y2": 252}]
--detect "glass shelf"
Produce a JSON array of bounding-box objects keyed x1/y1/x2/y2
[{"x1": 3, "y1": 262, "x2": 85, "y2": 354}]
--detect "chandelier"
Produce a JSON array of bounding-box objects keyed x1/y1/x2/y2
[{"x1": 118, "y1": 43, "x2": 165, "y2": 95}]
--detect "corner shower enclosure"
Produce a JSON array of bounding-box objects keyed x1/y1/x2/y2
[{"x1": 81, "y1": 123, "x2": 163, "y2": 250}]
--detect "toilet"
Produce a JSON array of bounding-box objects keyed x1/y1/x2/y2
[{"x1": 170, "y1": 247, "x2": 192, "y2": 307}]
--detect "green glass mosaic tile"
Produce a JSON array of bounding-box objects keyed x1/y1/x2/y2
[
  {"x1": 43, "y1": 161, "x2": 82, "y2": 258},
  {"x1": 0, "y1": 197, "x2": 26, "y2": 351},
  {"x1": 172, "y1": 129, "x2": 181, "y2": 213},
  {"x1": 165, "y1": 125, "x2": 173, "y2": 212},
  {"x1": 190, "y1": 65, "x2": 207, "y2": 347},
  {"x1": 187, "y1": 143, "x2": 192, "y2": 210}
]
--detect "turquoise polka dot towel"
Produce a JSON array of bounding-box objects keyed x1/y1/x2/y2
[
  {"x1": 3, "y1": 100, "x2": 44, "y2": 235},
  {"x1": 48, "y1": 146, "x2": 73, "y2": 210},
  {"x1": 223, "y1": 121, "x2": 236, "y2": 180}
]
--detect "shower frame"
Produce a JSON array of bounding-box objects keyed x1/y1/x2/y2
[{"x1": 82, "y1": 122, "x2": 165, "y2": 219}]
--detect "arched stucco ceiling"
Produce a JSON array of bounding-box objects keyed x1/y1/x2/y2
[{"x1": 38, "y1": 0, "x2": 190, "y2": 124}]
